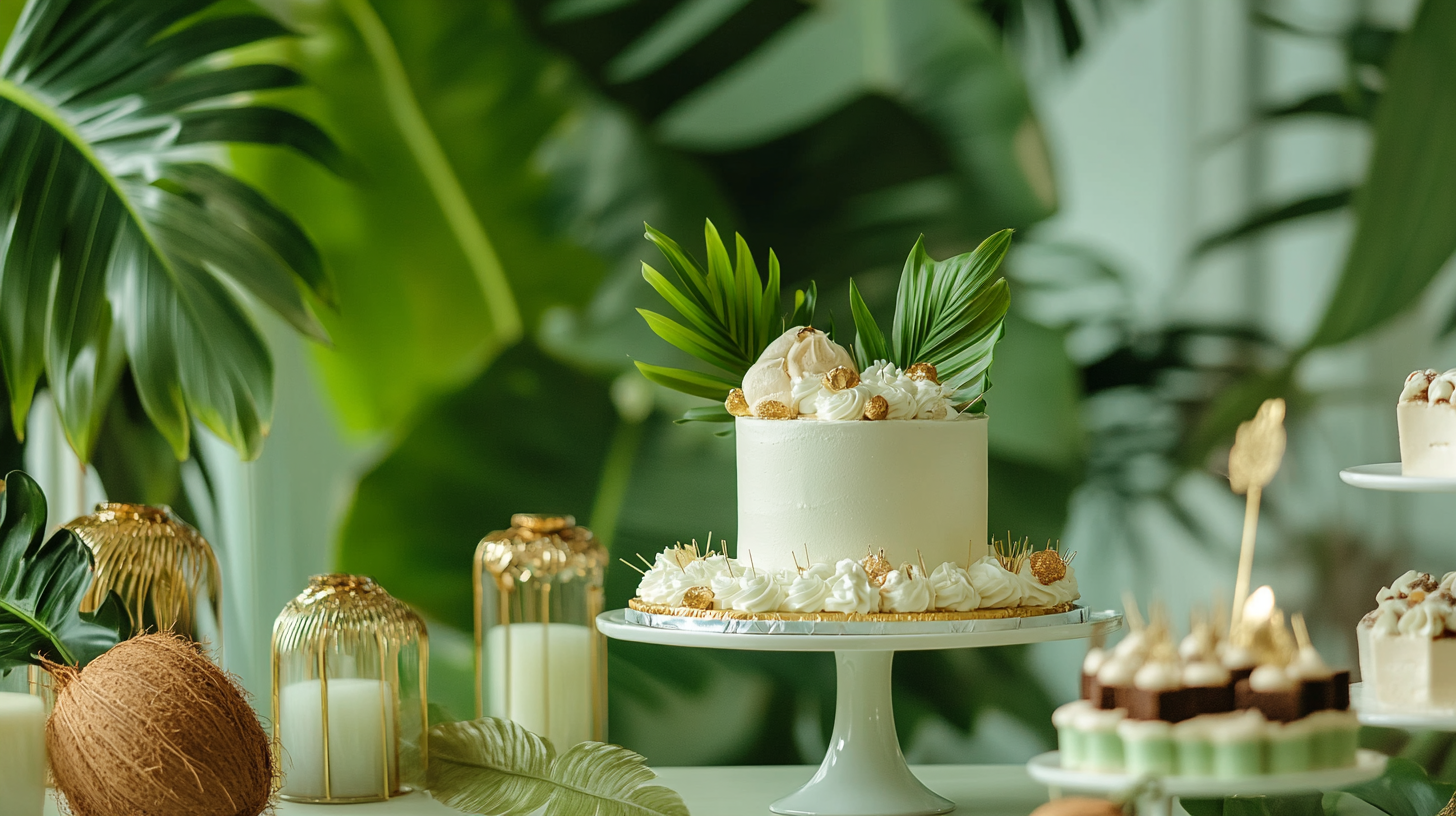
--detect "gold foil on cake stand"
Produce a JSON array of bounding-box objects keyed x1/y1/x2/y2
[{"x1": 621, "y1": 601, "x2": 1089, "y2": 636}]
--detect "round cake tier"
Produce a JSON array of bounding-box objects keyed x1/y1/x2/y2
[{"x1": 735, "y1": 415, "x2": 987, "y2": 573}]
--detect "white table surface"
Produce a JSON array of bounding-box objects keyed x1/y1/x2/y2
[{"x1": 43, "y1": 765, "x2": 1056, "y2": 816}]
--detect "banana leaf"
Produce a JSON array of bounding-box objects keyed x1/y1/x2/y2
[{"x1": 0, "y1": 470, "x2": 125, "y2": 670}]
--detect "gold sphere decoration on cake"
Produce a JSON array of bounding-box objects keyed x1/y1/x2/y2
[
  {"x1": 906, "y1": 362, "x2": 939, "y2": 384},
  {"x1": 822, "y1": 365, "x2": 860, "y2": 392},
  {"x1": 753, "y1": 398, "x2": 797, "y2": 419},
  {"x1": 1028, "y1": 549, "x2": 1067, "y2": 586},
  {"x1": 861, "y1": 550, "x2": 893, "y2": 587},
  {"x1": 681, "y1": 587, "x2": 715, "y2": 610},
  {"x1": 863, "y1": 395, "x2": 889, "y2": 420},
  {"x1": 726, "y1": 388, "x2": 752, "y2": 417}
]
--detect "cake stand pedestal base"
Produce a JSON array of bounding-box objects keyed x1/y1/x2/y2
[
  {"x1": 597, "y1": 606, "x2": 1121, "y2": 816},
  {"x1": 771, "y1": 651, "x2": 952, "y2": 816}
]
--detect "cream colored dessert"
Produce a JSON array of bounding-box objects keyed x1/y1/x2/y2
[
  {"x1": 631, "y1": 542, "x2": 1077, "y2": 617},
  {"x1": 1398, "y1": 369, "x2": 1456, "y2": 476},
  {"x1": 1358, "y1": 570, "x2": 1456, "y2": 711},
  {"x1": 725, "y1": 325, "x2": 986, "y2": 572},
  {"x1": 736, "y1": 416, "x2": 986, "y2": 572}
]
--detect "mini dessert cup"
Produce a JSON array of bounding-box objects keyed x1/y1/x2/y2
[
  {"x1": 1207, "y1": 710, "x2": 1267, "y2": 778},
  {"x1": 1053, "y1": 701, "x2": 1093, "y2": 770},
  {"x1": 1118, "y1": 718, "x2": 1175, "y2": 776},
  {"x1": 1074, "y1": 706, "x2": 1127, "y2": 773},
  {"x1": 1307, "y1": 710, "x2": 1359, "y2": 769},
  {"x1": 1266, "y1": 718, "x2": 1313, "y2": 774},
  {"x1": 1173, "y1": 716, "x2": 1215, "y2": 777}
]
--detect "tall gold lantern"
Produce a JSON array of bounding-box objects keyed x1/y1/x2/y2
[
  {"x1": 65, "y1": 502, "x2": 224, "y2": 649},
  {"x1": 474, "y1": 514, "x2": 607, "y2": 748},
  {"x1": 271, "y1": 575, "x2": 428, "y2": 804}
]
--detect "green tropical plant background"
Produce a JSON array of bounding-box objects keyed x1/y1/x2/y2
[{"x1": 3, "y1": 0, "x2": 1456, "y2": 791}]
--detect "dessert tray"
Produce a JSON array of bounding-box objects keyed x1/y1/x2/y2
[
  {"x1": 598, "y1": 607, "x2": 1121, "y2": 816},
  {"x1": 1338, "y1": 463, "x2": 1456, "y2": 492},
  {"x1": 1027, "y1": 749, "x2": 1388, "y2": 816},
  {"x1": 1350, "y1": 682, "x2": 1456, "y2": 730}
]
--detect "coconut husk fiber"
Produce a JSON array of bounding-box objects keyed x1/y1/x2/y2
[{"x1": 45, "y1": 633, "x2": 273, "y2": 816}]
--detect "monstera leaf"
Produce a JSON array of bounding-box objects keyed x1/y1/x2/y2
[
  {"x1": 0, "y1": 470, "x2": 125, "y2": 670},
  {"x1": 428, "y1": 717, "x2": 689, "y2": 816},
  {"x1": 0, "y1": 0, "x2": 340, "y2": 461}
]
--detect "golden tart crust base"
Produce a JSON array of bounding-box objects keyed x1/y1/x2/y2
[{"x1": 628, "y1": 598, "x2": 1076, "y2": 621}]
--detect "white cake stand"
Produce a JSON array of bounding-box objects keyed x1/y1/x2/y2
[
  {"x1": 1339, "y1": 463, "x2": 1456, "y2": 492},
  {"x1": 1351, "y1": 682, "x2": 1456, "y2": 730},
  {"x1": 598, "y1": 607, "x2": 1122, "y2": 816},
  {"x1": 1027, "y1": 750, "x2": 1388, "y2": 816}
]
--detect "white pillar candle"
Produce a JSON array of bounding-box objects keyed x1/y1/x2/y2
[
  {"x1": 0, "y1": 691, "x2": 46, "y2": 816},
  {"x1": 485, "y1": 622, "x2": 593, "y2": 748},
  {"x1": 279, "y1": 678, "x2": 396, "y2": 800}
]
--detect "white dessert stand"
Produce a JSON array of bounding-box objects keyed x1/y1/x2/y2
[
  {"x1": 598, "y1": 607, "x2": 1122, "y2": 816},
  {"x1": 1351, "y1": 682, "x2": 1456, "y2": 730},
  {"x1": 1338, "y1": 463, "x2": 1456, "y2": 492},
  {"x1": 1027, "y1": 749, "x2": 1388, "y2": 816}
]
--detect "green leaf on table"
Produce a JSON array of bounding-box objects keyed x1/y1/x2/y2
[
  {"x1": 0, "y1": 470, "x2": 125, "y2": 670},
  {"x1": 428, "y1": 716, "x2": 689, "y2": 816},
  {"x1": 0, "y1": 0, "x2": 339, "y2": 462}
]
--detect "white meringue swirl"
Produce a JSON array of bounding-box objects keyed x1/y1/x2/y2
[
  {"x1": 823, "y1": 559, "x2": 878, "y2": 614},
  {"x1": 815, "y1": 384, "x2": 872, "y2": 421},
  {"x1": 879, "y1": 568, "x2": 933, "y2": 613},
  {"x1": 729, "y1": 571, "x2": 787, "y2": 613},
  {"x1": 967, "y1": 555, "x2": 1023, "y2": 608},
  {"x1": 929, "y1": 563, "x2": 979, "y2": 611}
]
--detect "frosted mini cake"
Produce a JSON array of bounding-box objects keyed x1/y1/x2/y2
[
  {"x1": 1358, "y1": 570, "x2": 1456, "y2": 712},
  {"x1": 1058, "y1": 594, "x2": 1357, "y2": 777},
  {"x1": 1399, "y1": 369, "x2": 1456, "y2": 476}
]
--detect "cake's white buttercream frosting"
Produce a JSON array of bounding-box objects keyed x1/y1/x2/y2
[
  {"x1": 1249, "y1": 664, "x2": 1295, "y2": 692},
  {"x1": 861, "y1": 361, "x2": 920, "y2": 419},
  {"x1": 783, "y1": 572, "x2": 833, "y2": 613},
  {"x1": 711, "y1": 571, "x2": 745, "y2": 610},
  {"x1": 967, "y1": 556, "x2": 1023, "y2": 608},
  {"x1": 1134, "y1": 660, "x2": 1181, "y2": 691},
  {"x1": 879, "y1": 568, "x2": 933, "y2": 613},
  {"x1": 1017, "y1": 561, "x2": 1061, "y2": 607},
  {"x1": 730, "y1": 572, "x2": 787, "y2": 613},
  {"x1": 1402, "y1": 370, "x2": 1438, "y2": 402},
  {"x1": 1399, "y1": 595, "x2": 1456, "y2": 639},
  {"x1": 735, "y1": 416, "x2": 987, "y2": 572},
  {"x1": 1182, "y1": 661, "x2": 1230, "y2": 688},
  {"x1": 929, "y1": 563, "x2": 979, "y2": 611},
  {"x1": 823, "y1": 559, "x2": 879, "y2": 614},
  {"x1": 815, "y1": 384, "x2": 872, "y2": 421}
]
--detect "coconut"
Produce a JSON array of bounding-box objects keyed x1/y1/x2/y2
[{"x1": 45, "y1": 633, "x2": 272, "y2": 816}]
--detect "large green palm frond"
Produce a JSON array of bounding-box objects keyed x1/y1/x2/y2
[{"x1": 0, "y1": 0, "x2": 342, "y2": 461}]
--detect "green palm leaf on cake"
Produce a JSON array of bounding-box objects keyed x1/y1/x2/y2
[
  {"x1": 636, "y1": 221, "x2": 1012, "y2": 418},
  {"x1": 0, "y1": 0, "x2": 342, "y2": 462},
  {"x1": 428, "y1": 716, "x2": 689, "y2": 816}
]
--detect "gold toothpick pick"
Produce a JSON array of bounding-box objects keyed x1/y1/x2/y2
[
  {"x1": 619, "y1": 558, "x2": 646, "y2": 575},
  {"x1": 1228, "y1": 398, "x2": 1287, "y2": 628}
]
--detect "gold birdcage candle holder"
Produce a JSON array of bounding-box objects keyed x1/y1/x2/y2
[
  {"x1": 65, "y1": 502, "x2": 224, "y2": 652},
  {"x1": 271, "y1": 575, "x2": 428, "y2": 804},
  {"x1": 474, "y1": 514, "x2": 607, "y2": 748}
]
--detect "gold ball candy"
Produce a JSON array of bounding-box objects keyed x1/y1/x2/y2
[
  {"x1": 752, "y1": 398, "x2": 797, "y2": 420},
  {"x1": 682, "y1": 586, "x2": 715, "y2": 610},
  {"x1": 1028, "y1": 549, "x2": 1067, "y2": 586},
  {"x1": 822, "y1": 365, "x2": 861, "y2": 392},
  {"x1": 906, "y1": 362, "x2": 939, "y2": 384},
  {"x1": 862, "y1": 550, "x2": 893, "y2": 587},
  {"x1": 863, "y1": 395, "x2": 888, "y2": 420},
  {"x1": 726, "y1": 388, "x2": 752, "y2": 417}
]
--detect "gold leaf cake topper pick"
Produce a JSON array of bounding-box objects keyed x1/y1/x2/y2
[{"x1": 1229, "y1": 398, "x2": 1287, "y2": 627}]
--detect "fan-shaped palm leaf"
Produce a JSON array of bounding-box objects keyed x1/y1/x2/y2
[
  {"x1": 428, "y1": 717, "x2": 689, "y2": 816},
  {"x1": 0, "y1": 0, "x2": 341, "y2": 461}
]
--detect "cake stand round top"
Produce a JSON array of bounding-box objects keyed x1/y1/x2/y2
[
  {"x1": 1351, "y1": 682, "x2": 1456, "y2": 730},
  {"x1": 595, "y1": 607, "x2": 1121, "y2": 652},
  {"x1": 1339, "y1": 463, "x2": 1456, "y2": 492},
  {"x1": 1026, "y1": 750, "x2": 1388, "y2": 798}
]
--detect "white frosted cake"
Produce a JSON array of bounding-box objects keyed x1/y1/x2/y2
[
  {"x1": 736, "y1": 414, "x2": 986, "y2": 573},
  {"x1": 627, "y1": 225, "x2": 1069, "y2": 619},
  {"x1": 1398, "y1": 369, "x2": 1456, "y2": 476},
  {"x1": 1358, "y1": 570, "x2": 1456, "y2": 712}
]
